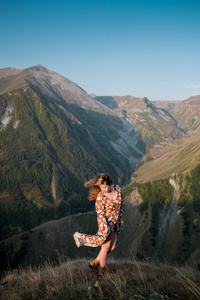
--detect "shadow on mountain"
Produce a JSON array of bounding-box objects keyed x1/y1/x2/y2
[
  {"x1": 95, "y1": 96, "x2": 119, "y2": 109},
  {"x1": 0, "y1": 83, "x2": 146, "y2": 244},
  {"x1": 30, "y1": 85, "x2": 146, "y2": 174},
  {"x1": 26, "y1": 80, "x2": 146, "y2": 166}
]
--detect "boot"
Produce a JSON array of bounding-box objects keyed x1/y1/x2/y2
[
  {"x1": 99, "y1": 265, "x2": 108, "y2": 275},
  {"x1": 89, "y1": 258, "x2": 100, "y2": 272}
]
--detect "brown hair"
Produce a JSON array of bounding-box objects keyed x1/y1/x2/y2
[{"x1": 84, "y1": 173, "x2": 113, "y2": 201}]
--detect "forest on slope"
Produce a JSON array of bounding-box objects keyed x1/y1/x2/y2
[
  {"x1": 1, "y1": 66, "x2": 200, "y2": 266},
  {"x1": 0, "y1": 65, "x2": 144, "y2": 240},
  {"x1": 120, "y1": 164, "x2": 200, "y2": 266},
  {"x1": 0, "y1": 164, "x2": 200, "y2": 272}
]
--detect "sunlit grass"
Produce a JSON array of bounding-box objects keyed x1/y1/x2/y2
[{"x1": 0, "y1": 255, "x2": 200, "y2": 299}]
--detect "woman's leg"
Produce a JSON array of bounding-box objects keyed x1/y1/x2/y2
[
  {"x1": 96, "y1": 229, "x2": 118, "y2": 267},
  {"x1": 96, "y1": 231, "x2": 114, "y2": 267},
  {"x1": 108, "y1": 230, "x2": 118, "y2": 253}
]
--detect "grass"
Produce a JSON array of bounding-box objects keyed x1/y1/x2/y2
[
  {"x1": 0, "y1": 255, "x2": 200, "y2": 300},
  {"x1": 134, "y1": 136, "x2": 200, "y2": 183}
]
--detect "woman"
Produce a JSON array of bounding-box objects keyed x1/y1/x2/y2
[{"x1": 73, "y1": 173, "x2": 125, "y2": 275}]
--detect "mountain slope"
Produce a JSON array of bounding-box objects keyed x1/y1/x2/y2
[
  {"x1": 0, "y1": 211, "x2": 98, "y2": 270},
  {"x1": 132, "y1": 133, "x2": 200, "y2": 183},
  {"x1": 120, "y1": 174, "x2": 200, "y2": 267},
  {"x1": 95, "y1": 95, "x2": 185, "y2": 151},
  {"x1": 0, "y1": 65, "x2": 144, "y2": 239},
  {"x1": 170, "y1": 95, "x2": 200, "y2": 134},
  {"x1": 0, "y1": 67, "x2": 22, "y2": 79},
  {"x1": 1, "y1": 166, "x2": 200, "y2": 270}
]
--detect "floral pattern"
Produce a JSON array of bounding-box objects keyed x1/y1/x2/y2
[{"x1": 73, "y1": 184, "x2": 125, "y2": 247}]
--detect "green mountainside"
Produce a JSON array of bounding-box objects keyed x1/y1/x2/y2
[
  {"x1": 133, "y1": 134, "x2": 200, "y2": 183},
  {"x1": 120, "y1": 164, "x2": 200, "y2": 266},
  {"x1": 1, "y1": 164, "x2": 200, "y2": 271},
  {"x1": 0, "y1": 65, "x2": 200, "y2": 273},
  {"x1": 0, "y1": 65, "x2": 145, "y2": 240}
]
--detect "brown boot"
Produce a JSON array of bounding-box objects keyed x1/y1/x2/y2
[
  {"x1": 99, "y1": 265, "x2": 108, "y2": 275},
  {"x1": 89, "y1": 258, "x2": 100, "y2": 272}
]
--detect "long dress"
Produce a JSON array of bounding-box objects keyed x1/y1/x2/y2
[{"x1": 73, "y1": 184, "x2": 125, "y2": 247}]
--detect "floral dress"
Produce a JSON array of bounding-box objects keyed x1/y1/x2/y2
[{"x1": 73, "y1": 184, "x2": 125, "y2": 247}]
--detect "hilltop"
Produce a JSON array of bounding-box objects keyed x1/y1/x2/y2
[{"x1": 0, "y1": 257, "x2": 199, "y2": 300}]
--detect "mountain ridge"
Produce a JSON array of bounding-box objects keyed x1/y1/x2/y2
[
  {"x1": 1, "y1": 64, "x2": 200, "y2": 269},
  {"x1": 95, "y1": 95, "x2": 186, "y2": 151},
  {"x1": 0, "y1": 65, "x2": 144, "y2": 240}
]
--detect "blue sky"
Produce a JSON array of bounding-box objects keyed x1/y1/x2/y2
[{"x1": 1, "y1": 0, "x2": 200, "y2": 100}]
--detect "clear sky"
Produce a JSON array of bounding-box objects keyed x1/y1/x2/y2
[{"x1": 1, "y1": 0, "x2": 200, "y2": 100}]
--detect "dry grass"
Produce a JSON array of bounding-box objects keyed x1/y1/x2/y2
[
  {"x1": 134, "y1": 135, "x2": 200, "y2": 183},
  {"x1": 0, "y1": 256, "x2": 200, "y2": 300}
]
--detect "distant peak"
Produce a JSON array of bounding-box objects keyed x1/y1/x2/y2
[
  {"x1": 27, "y1": 64, "x2": 48, "y2": 72},
  {"x1": 34, "y1": 64, "x2": 46, "y2": 68}
]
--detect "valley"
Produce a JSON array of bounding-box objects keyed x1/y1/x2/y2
[{"x1": 0, "y1": 64, "x2": 200, "y2": 273}]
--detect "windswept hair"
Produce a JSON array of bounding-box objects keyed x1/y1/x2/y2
[{"x1": 84, "y1": 173, "x2": 113, "y2": 201}]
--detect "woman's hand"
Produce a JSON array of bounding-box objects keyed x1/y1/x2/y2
[
  {"x1": 120, "y1": 217, "x2": 124, "y2": 227},
  {"x1": 103, "y1": 226, "x2": 108, "y2": 237}
]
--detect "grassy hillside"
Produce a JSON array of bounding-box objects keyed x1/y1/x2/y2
[
  {"x1": 0, "y1": 257, "x2": 199, "y2": 300},
  {"x1": 0, "y1": 211, "x2": 99, "y2": 272},
  {"x1": 133, "y1": 134, "x2": 200, "y2": 183},
  {"x1": 1, "y1": 167, "x2": 200, "y2": 272}
]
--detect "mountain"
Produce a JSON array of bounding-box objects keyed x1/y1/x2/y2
[
  {"x1": 0, "y1": 211, "x2": 98, "y2": 270},
  {"x1": 1, "y1": 64, "x2": 200, "y2": 270},
  {"x1": 170, "y1": 95, "x2": 200, "y2": 134},
  {"x1": 1, "y1": 165, "x2": 200, "y2": 270},
  {"x1": 120, "y1": 164, "x2": 200, "y2": 266},
  {"x1": 95, "y1": 95, "x2": 185, "y2": 151},
  {"x1": 132, "y1": 133, "x2": 200, "y2": 183},
  {"x1": 0, "y1": 65, "x2": 144, "y2": 168},
  {"x1": 0, "y1": 67, "x2": 22, "y2": 79},
  {"x1": 94, "y1": 94, "x2": 200, "y2": 183},
  {"x1": 125, "y1": 96, "x2": 200, "y2": 184},
  {"x1": 151, "y1": 100, "x2": 179, "y2": 111},
  {"x1": 0, "y1": 65, "x2": 145, "y2": 240},
  {"x1": 94, "y1": 94, "x2": 200, "y2": 267}
]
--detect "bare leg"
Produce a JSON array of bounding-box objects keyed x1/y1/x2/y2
[
  {"x1": 96, "y1": 230, "x2": 118, "y2": 267},
  {"x1": 96, "y1": 241, "x2": 112, "y2": 267},
  {"x1": 108, "y1": 231, "x2": 118, "y2": 253}
]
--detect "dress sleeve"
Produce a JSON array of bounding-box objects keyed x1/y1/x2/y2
[
  {"x1": 95, "y1": 192, "x2": 107, "y2": 232},
  {"x1": 112, "y1": 186, "x2": 125, "y2": 224}
]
